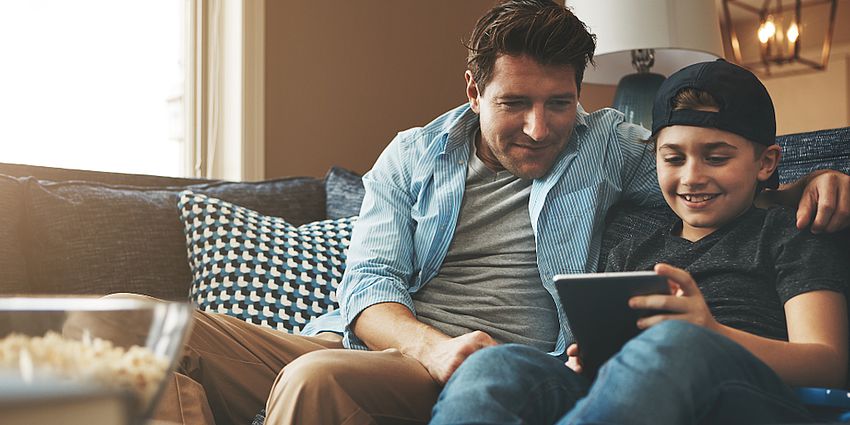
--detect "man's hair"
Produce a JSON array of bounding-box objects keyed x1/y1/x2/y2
[
  {"x1": 648, "y1": 88, "x2": 767, "y2": 157},
  {"x1": 465, "y1": 0, "x2": 596, "y2": 94}
]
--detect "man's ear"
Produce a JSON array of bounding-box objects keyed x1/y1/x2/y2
[
  {"x1": 757, "y1": 144, "x2": 782, "y2": 182},
  {"x1": 465, "y1": 70, "x2": 481, "y2": 113}
]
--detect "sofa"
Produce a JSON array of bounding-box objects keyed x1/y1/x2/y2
[{"x1": 1, "y1": 126, "x2": 849, "y2": 423}]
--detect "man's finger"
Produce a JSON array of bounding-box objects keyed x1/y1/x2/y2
[
  {"x1": 825, "y1": 203, "x2": 850, "y2": 233},
  {"x1": 796, "y1": 188, "x2": 817, "y2": 230},
  {"x1": 825, "y1": 177, "x2": 850, "y2": 232},
  {"x1": 811, "y1": 183, "x2": 837, "y2": 234}
]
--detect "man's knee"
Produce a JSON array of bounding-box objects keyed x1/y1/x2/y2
[{"x1": 273, "y1": 350, "x2": 347, "y2": 395}]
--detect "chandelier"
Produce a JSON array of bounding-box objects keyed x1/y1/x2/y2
[{"x1": 721, "y1": 0, "x2": 838, "y2": 76}]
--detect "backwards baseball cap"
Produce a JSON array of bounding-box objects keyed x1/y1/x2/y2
[{"x1": 651, "y1": 59, "x2": 779, "y2": 190}]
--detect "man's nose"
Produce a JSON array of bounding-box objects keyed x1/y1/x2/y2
[{"x1": 523, "y1": 106, "x2": 549, "y2": 142}]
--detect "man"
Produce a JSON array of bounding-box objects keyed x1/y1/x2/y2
[{"x1": 154, "y1": 1, "x2": 850, "y2": 424}]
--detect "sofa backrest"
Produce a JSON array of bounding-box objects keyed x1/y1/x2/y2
[{"x1": 0, "y1": 165, "x2": 327, "y2": 300}]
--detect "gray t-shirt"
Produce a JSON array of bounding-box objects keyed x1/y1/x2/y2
[
  {"x1": 606, "y1": 207, "x2": 849, "y2": 340},
  {"x1": 412, "y1": 139, "x2": 559, "y2": 352}
]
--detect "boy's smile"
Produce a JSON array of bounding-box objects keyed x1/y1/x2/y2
[{"x1": 655, "y1": 125, "x2": 780, "y2": 241}]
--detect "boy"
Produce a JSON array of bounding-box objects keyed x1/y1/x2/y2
[{"x1": 429, "y1": 60, "x2": 850, "y2": 424}]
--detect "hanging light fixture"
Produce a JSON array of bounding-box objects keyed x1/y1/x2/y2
[{"x1": 722, "y1": 0, "x2": 838, "y2": 76}]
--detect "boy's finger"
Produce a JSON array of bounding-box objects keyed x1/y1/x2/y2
[
  {"x1": 654, "y1": 263, "x2": 698, "y2": 296},
  {"x1": 630, "y1": 294, "x2": 686, "y2": 312}
]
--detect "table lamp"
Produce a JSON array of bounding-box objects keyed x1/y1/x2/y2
[{"x1": 569, "y1": 0, "x2": 725, "y2": 128}]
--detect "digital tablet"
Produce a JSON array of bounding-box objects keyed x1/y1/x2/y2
[{"x1": 554, "y1": 271, "x2": 670, "y2": 377}]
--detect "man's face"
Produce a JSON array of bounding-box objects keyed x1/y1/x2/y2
[{"x1": 466, "y1": 54, "x2": 578, "y2": 179}]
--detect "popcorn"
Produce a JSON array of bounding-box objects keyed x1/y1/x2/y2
[{"x1": 0, "y1": 331, "x2": 169, "y2": 407}]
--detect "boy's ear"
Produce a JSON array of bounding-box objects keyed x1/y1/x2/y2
[{"x1": 757, "y1": 144, "x2": 782, "y2": 182}]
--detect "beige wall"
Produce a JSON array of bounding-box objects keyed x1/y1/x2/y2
[
  {"x1": 265, "y1": 0, "x2": 494, "y2": 178},
  {"x1": 264, "y1": 1, "x2": 850, "y2": 179}
]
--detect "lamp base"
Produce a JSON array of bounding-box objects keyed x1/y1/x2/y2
[{"x1": 612, "y1": 72, "x2": 666, "y2": 129}]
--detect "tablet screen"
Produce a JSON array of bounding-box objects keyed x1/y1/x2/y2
[{"x1": 554, "y1": 271, "x2": 669, "y2": 377}]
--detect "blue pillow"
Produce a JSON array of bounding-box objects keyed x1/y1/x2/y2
[
  {"x1": 178, "y1": 190, "x2": 356, "y2": 333},
  {"x1": 324, "y1": 166, "x2": 365, "y2": 219}
]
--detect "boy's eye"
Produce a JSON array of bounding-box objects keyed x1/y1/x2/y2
[
  {"x1": 663, "y1": 155, "x2": 684, "y2": 164},
  {"x1": 706, "y1": 156, "x2": 730, "y2": 165}
]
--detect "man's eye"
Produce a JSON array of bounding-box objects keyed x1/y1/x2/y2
[
  {"x1": 548, "y1": 100, "x2": 573, "y2": 109},
  {"x1": 499, "y1": 101, "x2": 525, "y2": 108},
  {"x1": 663, "y1": 156, "x2": 684, "y2": 164}
]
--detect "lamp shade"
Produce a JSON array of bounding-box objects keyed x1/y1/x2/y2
[{"x1": 568, "y1": 0, "x2": 725, "y2": 84}]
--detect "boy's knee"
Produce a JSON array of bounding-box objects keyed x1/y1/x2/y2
[
  {"x1": 449, "y1": 344, "x2": 560, "y2": 389},
  {"x1": 639, "y1": 320, "x2": 734, "y2": 353}
]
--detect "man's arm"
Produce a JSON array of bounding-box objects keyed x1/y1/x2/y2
[
  {"x1": 338, "y1": 130, "x2": 496, "y2": 385},
  {"x1": 756, "y1": 169, "x2": 850, "y2": 233}
]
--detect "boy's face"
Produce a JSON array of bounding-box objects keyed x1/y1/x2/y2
[
  {"x1": 655, "y1": 125, "x2": 780, "y2": 241},
  {"x1": 466, "y1": 54, "x2": 578, "y2": 179}
]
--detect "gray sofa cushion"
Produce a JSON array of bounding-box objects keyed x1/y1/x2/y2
[
  {"x1": 21, "y1": 177, "x2": 326, "y2": 300},
  {"x1": 192, "y1": 178, "x2": 326, "y2": 226},
  {"x1": 324, "y1": 167, "x2": 365, "y2": 219},
  {"x1": 0, "y1": 174, "x2": 28, "y2": 293},
  {"x1": 777, "y1": 127, "x2": 850, "y2": 184}
]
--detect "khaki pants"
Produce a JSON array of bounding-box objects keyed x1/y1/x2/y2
[{"x1": 142, "y1": 301, "x2": 439, "y2": 425}]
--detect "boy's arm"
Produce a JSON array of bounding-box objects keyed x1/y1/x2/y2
[
  {"x1": 715, "y1": 290, "x2": 848, "y2": 388},
  {"x1": 634, "y1": 264, "x2": 848, "y2": 389},
  {"x1": 756, "y1": 169, "x2": 850, "y2": 233}
]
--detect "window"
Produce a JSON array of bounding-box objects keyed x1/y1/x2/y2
[{"x1": 0, "y1": 1, "x2": 188, "y2": 177}]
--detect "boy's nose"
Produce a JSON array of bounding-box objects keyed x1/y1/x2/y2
[
  {"x1": 681, "y1": 161, "x2": 709, "y2": 187},
  {"x1": 523, "y1": 106, "x2": 549, "y2": 142}
]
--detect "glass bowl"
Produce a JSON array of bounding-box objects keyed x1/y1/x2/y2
[{"x1": 0, "y1": 296, "x2": 193, "y2": 422}]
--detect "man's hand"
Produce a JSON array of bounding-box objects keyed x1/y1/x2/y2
[
  {"x1": 794, "y1": 170, "x2": 850, "y2": 233},
  {"x1": 760, "y1": 169, "x2": 850, "y2": 233},
  {"x1": 565, "y1": 343, "x2": 583, "y2": 374},
  {"x1": 418, "y1": 330, "x2": 498, "y2": 385},
  {"x1": 352, "y1": 303, "x2": 497, "y2": 385}
]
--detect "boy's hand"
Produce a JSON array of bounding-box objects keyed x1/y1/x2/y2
[
  {"x1": 795, "y1": 170, "x2": 850, "y2": 233},
  {"x1": 628, "y1": 263, "x2": 719, "y2": 331},
  {"x1": 565, "y1": 343, "x2": 583, "y2": 374}
]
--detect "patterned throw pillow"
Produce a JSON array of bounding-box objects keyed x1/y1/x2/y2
[{"x1": 178, "y1": 190, "x2": 357, "y2": 334}]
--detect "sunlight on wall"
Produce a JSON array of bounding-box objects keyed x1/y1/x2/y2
[{"x1": 0, "y1": 1, "x2": 185, "y2": 176}]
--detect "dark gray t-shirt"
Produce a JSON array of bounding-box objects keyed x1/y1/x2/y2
[{"x1": 606, "y1": 207, "x2": 849, "y2": 340}]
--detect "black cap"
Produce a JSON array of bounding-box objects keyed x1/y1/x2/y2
[{"x1": 651, "y1": 59, "x2": 778, "y2": 189}]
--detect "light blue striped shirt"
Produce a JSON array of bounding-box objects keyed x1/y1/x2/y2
[{"x1": 303, "y1": 103, "x2": 663, "y2": 355}]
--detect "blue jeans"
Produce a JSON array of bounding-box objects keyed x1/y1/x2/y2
[{"x1": 430, "y1": 321, "x2": 816, "y2": 425}]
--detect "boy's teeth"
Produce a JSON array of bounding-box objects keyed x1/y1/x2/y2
[{"x1": 683, "y1": 194, "x2": 716, "y2": 202}]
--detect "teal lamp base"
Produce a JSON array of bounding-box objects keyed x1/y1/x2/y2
[{"x1": 612, "y1": 72, "x2": 666, "y2": 129}]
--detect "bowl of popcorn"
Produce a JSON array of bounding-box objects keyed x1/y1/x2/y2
[{"x1": 0, "y1": 296, "x2": 193, "y2": 422}]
